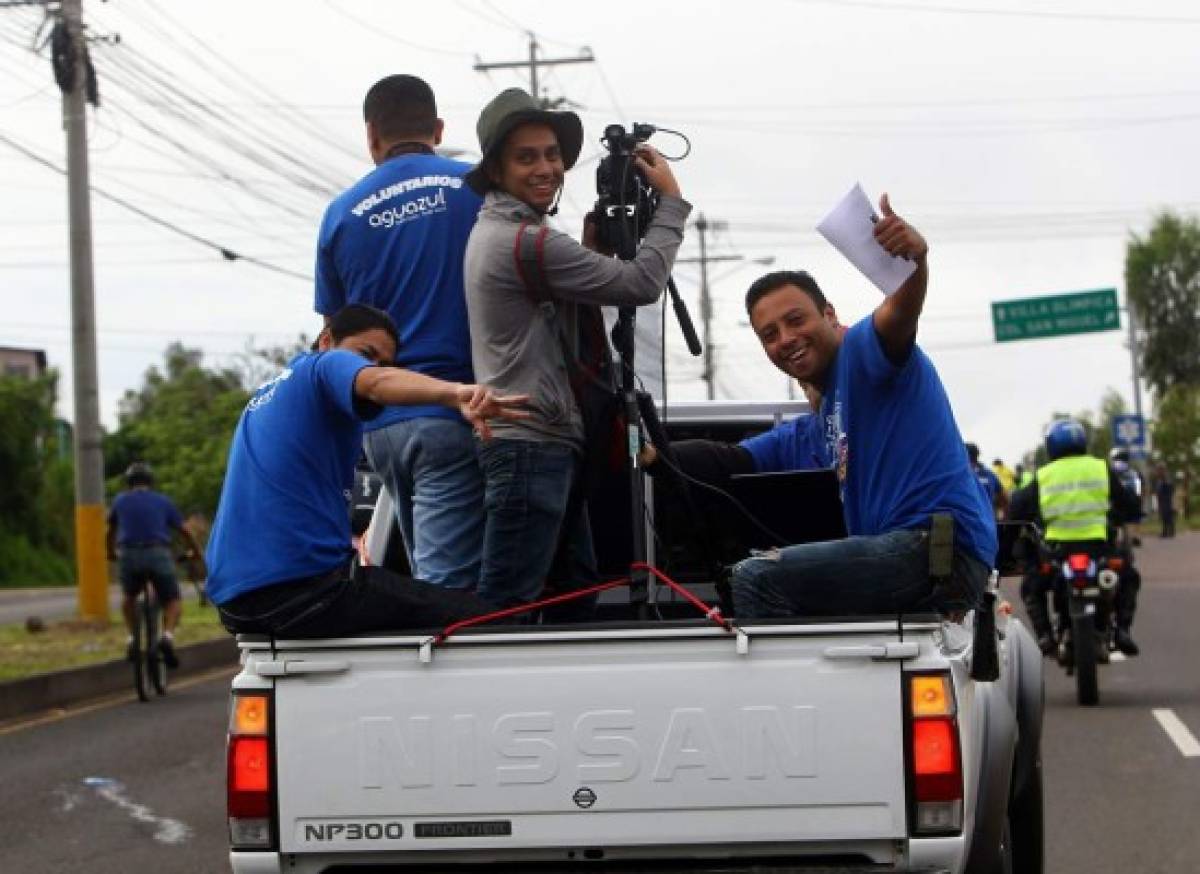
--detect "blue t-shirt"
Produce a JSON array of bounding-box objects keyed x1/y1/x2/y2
[
  {"x1": 972, "y1": 463, "x2": 1002, "y2": 505},
  {"x1": 108, "y1": 490, "x2": 182, "y2": 547},
  {"x1": 740, "y1": 412, "x2": 827, "y2": 472},
  {"x1": 314, "y1": 153, "x2": 482, "y2": 431},
  {"x1": 738, "y1": 317, "x2": 997, "y2": 567},
  {"x1": 205, "y1": 350, "x2": 377, "y2": 605}
]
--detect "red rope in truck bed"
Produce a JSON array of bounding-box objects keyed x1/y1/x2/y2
[{"x1": 430, "y1": 563, "x2": 735, "y2": 647}]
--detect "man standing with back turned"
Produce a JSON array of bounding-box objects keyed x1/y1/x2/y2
[{"x1": 315, "y1": 75, "x2": 484, "y2": 589}]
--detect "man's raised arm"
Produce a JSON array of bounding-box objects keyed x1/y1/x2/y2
[
  {"x1": 353, "y1": 366, "x2": 528, "y2": 440},
  {"x1": 871, "y1": 193, "x2": 930, "y2": 363}
]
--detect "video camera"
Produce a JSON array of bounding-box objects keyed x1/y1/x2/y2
[{"x1": 592, "y1": 123, "x2": 661, "y2": 259}]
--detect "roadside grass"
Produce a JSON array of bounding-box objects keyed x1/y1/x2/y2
[
  {"x1": 0, "y1": 599, "x2": 229, "y2": 682},
  {"x1": 0, "y1": 579, "x2": 74, "y2": 590}
]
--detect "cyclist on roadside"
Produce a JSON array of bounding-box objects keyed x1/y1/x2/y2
[{"x1": 106, "y1": 463, "x2": 204, "y2": 669}]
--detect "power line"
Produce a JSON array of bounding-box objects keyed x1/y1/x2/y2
[
  {"x1": 322, "y1": 0, "x2": 471, "y2": 58},
  {"x1": 787, "y1": 0, "x2": 1200, "y2": 25},
  {"x1": 599, "y1": 89, "x2": 1200, "y2": 114},
  {"x1": 476, "y1": 0, "x2": 528, "y2": 33},
  {"x1": 97, "y1": 46, "x2": 349, "y2": 196},
  {"x1": 0, "y1": 128, "x2": 312, "y2": 281},
  {"x1": 4, "y1": 319, "x2": 306, "y2": 339},
  {"x1": 121, "y1": 0, "x2": 361, "y2": 160},
  {"x1": 473, "y1": 33, "x2": 595, "y2": 105}
]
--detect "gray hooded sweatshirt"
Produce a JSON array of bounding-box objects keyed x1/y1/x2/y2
[{"x1": 464, "y1": 190, "x2": 691, "y2": 447}]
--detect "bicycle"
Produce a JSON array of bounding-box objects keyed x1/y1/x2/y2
[{"x1": 129, "y1": 573, "x2": 170, "y2": 702}]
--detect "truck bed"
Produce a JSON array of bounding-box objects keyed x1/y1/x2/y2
[{"x1": 238, "y1": 617, "x2": 953, "y2": 869}]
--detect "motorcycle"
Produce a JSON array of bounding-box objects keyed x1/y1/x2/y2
[{"x1": 1040, "y1": 543, "x2": 1125, "y2": 706}]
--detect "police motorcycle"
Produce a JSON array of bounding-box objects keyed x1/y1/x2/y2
[
  {"x1": 1031, "y1": 530, "x2": 1124, "y2": 706},
  {"x1": 1007, "y1": 419, "x2": 1143, "y2": 705},
  {"x1": 1004, "y1": 521, "x2": 1117, "y2": 706}
]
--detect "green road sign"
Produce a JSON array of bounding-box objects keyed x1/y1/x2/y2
[{"x1": 991, "y1": 288, "x2": 1120, "y2": 343}]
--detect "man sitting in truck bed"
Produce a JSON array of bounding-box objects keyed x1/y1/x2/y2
[
  {"x1": 205, "y1": 304, "x2": 527, "y2": 637},
  {"x1": 650, "y1": 194, "x2": 996, "y2": 618}
]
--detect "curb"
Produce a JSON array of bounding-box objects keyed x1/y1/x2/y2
[{"x1": 0, "y1": 636, "x2": 238, "y2": 721}]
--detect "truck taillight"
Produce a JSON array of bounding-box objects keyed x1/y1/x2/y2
[
  {"x1": 227, "y1": 691, "x2": 274, "y2": 850},
  {"x1": 905, "y1": 672, "x2": 963, "y2": 835}
]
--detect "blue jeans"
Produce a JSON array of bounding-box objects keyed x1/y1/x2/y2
[
  {"x1": 731, "y1": 529, "x2": 986, "y2": 619},
  {"x1": 477, "y1": 439, "x2": 598, "y2": 611},
  {"x1": 363, "y1": 417, "x2": 484, "y2": 590}
]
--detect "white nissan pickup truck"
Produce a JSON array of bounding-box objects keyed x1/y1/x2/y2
[{"x1": 225, "y1": 400, "x2": 1045, "y2": 874}]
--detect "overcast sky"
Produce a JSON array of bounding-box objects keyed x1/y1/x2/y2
[{"x1": 2, "y1": 0, "x2": 1198, "y2": 464}]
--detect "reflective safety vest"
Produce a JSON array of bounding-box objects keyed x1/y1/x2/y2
[{"x1": 1036, "y1": 455, "x2": 1110, "y2": 542}]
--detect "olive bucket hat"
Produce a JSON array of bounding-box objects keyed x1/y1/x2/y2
[{"x1": 464, "y1": 87, "x2": 584, "y2": 194}]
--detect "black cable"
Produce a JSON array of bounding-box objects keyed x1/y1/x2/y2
[
  {"x1": 325, "y1": 0, "x2": 471, "y2": 58},
  {"x1": 650, "y1": 127, "x2": 691, "y2": 161},
  {"x1": 642, "y1": 423, "x2": 791, "y2": 550},
  {"x1": 98, "y1": 93, "x2": 327, "y2": 216},
  {"x1": 107, "y1": 46, "x2": 350, "y2": 191},
  {"x1": 123, "y1": 0, "x2": 364, "y2": 164},
  {"x1": 97, "y1": 52, "x2": 347, "y2": 199},
  {"x1": 785, "y1": 0, "x2": 1200, "y2": 25},
  {"x1": 0, "y1": 129, "x2": 312, "y2": 281}
]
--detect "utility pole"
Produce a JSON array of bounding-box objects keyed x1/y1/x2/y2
[
  {"x1": 473, "y1": 33, "x2": 594, "y2": 106},
  {"x1": 696, "y1": 214, "x2": 714, "y2": 400},
  {"x1": 676, "y1": 214, "x2": 732, "y2": 400},
  {"x1": 1125, "y1": 300, "x2": 1144, "y2": 426},
  {"x1": 677, "y1": 219, "x2": 776, "y2": 401},
  {"x1": 59, "y1": 0, "x2": 108, "y2": 621}
]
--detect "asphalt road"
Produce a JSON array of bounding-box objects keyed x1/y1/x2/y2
[
  {"x1": 1001, "y1": 530, "x2": 1200, "y2": 874},
  {"x1": 0, "y1": 667, "x2": 235, "y2": 873},
  {"x1": 0, "y1": 534, "x2": 1196, "y2": 874}
]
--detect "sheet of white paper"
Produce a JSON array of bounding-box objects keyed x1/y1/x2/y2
[{"x1": 816, "y1": 183, "x2": 917, "y2": 297}]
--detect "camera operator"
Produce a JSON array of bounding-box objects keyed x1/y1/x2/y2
[{"x1": 463, "y1": 87, "x2": 691, "y2": 613}]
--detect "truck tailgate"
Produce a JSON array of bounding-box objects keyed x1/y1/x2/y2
[{"x1": 269, "y1": 626, "x2": 911, "y2": 855}]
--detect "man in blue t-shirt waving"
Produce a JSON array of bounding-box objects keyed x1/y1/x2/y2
[
  {"x1": 735, "y1": 194, "x2": 995, "y2": 617},
  {"x1": 650, "y1": 194, "x2": 996, "y2": 618},
  {"x1": 314, "y1": 75, "x2": 484, "y2": 591},
  {"x1": 205, "y1": 305, "x2": 527, "y2": 638}
]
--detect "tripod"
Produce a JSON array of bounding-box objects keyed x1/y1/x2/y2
[
  {"x1": 592, "y1": 122, "x2": 701, "y2": 619},
  {"x1": 609, "y1": 278, "x2": 702, "y2": 619}
]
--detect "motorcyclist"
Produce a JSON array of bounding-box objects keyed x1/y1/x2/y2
[
  {"x1": 1109, "y1": 447, "x2": 1144, "y2": 506},
  {"x1": 1106, "y1": 444, "x2": 1145, "y2": 632},
  {"x1": 1009, "y1": 419, "x2": 1142, "y2": 656}
]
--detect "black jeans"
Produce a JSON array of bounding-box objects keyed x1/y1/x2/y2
[{"x1": 217, "y1": 564, "x2": 496, "y2": 638}]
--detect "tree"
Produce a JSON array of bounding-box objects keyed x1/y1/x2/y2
[
  {"x1": 1152, "y1": 384, "x2": 1200, "y2": 516},
  {"x1": 0, "y1": 372, "x2": 56, "y2": 540},
  {"x1": 105, "y1": 343, "x2": 249, "y2": 518},
  {"x1": 1090, "y1": 388, "x2": 1129, "y2": 459},
  {"x1": 1125, "y1": 212, "x2": 1200, "y2": 398},
  {"x1": 1023, "y1": 389, "x2": 1128, "y2": 468},
  {"x1": 0, "y1": 371, "x2": 75, "y2": 584},
  {"x1": 232, "y1": 333, "x2": 312, "y2": 390}
]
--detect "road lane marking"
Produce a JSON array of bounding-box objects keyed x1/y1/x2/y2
[
  {"x1": 1153, "y1": 708, "x2": 1200, "y2": 758},
  {"x1": 82, "y1": 777, "x2": 193, "y2": 844},
  {"x1": 0, "y1": 665, "x2": 236, "y2": 736}
]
